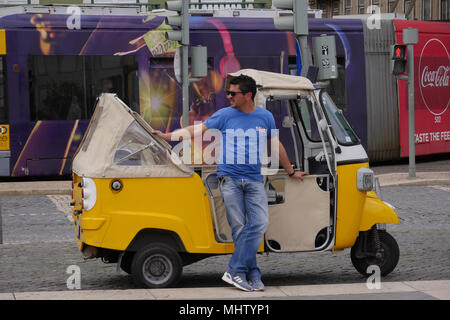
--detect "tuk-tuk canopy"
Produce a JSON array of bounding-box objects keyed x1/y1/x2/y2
[
  {"x1": 227, "y1": 69, "x2": 315, "y2": 99},
  {"x1": 73, "y1": 70, "x2": 315, "y2": 179},
  {"x1": 72, "y1": 93, "x2": 193, "y2": 179}
]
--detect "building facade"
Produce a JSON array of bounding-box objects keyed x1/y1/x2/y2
[
  {"x1": 0, "y1": 0, "x2": 448, "y2": 20},
  {"x1": 310, "y1": 0, "x2": 449, "y2": 20}
]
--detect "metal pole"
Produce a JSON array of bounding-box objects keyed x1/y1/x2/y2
[
  {"x1": 407, "y1": 43, "x2": 415, "y2": 178},
  {"x1": 182, "y1": 44, "x2": 189, "y2": 128},
  {"x1": 181, "y1": 0, "x2": 189, "y2": 128},
  {"x1": 297, "y1": 35, "x2": 310, "y2": 76},
  {"x1": 295, "y1": 0, "x2": 310, "y2": 76}
]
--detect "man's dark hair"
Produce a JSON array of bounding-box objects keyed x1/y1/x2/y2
[{"x1": 229, "y1": 75, "x2": 257, "y2": 102}]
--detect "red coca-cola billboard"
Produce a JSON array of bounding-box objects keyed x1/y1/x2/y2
[{"x1": 394, "y1": 20, "x2": 450, "y2": 157}]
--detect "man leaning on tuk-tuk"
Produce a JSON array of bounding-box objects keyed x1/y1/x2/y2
[{"x1": 153, "y1": 75, "x2": 308, "y2": 291}]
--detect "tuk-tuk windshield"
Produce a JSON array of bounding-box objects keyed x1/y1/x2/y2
[
  {"x1": 114, "y1": 121, "x2": 168, "y2": 166},
  {"x1": 293, "y1": 98, "x2": 321, "y2": 142},
  {"x1": 320, "y1": 91, "x2": 360, "y2": 145}
]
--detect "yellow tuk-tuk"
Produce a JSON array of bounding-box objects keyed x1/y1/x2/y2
[{"x1": 71, "y1": 69, "x2": 399, "y2": 288}]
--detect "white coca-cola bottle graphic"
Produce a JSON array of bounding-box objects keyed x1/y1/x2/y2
[
  {"x1": 421, "y1": 65, "x2": 450, "y2": 88},
  {"x1": 418, "y1": 38, "x2": 450, "y2": 116}
]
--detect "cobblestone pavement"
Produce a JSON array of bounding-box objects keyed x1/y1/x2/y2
[
  {"x1": 371, "y1": 157, "x2": 450, "y2": 175},
  {"x1": 0, "y1": 195, "x2": 73, "y2": 244},
  {"x1": 0, "y1": 185, "x2": 448, "y2": 293}
]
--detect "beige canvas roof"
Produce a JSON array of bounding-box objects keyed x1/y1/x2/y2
[
  {"x1": 227, "y1": 69, "x2": 315, "y2": 94},
  {"x1": 72, "y1": 93, "x2": 193, "y2": 179},
  {"x1": 227, "y1": 69, "x2": 315, "y2": 108}
]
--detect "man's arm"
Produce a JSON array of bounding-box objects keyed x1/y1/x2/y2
[
  {"x1": 152, "y1": 123, "x2": 208, "y2": 142},
  {"x1": 276, "y1": 138, "x2": 308, "y2": 181}
]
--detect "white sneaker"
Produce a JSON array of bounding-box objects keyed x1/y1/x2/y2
[
  {"x1": 222, "y1": 272, "x2": 253, "y2": 292},
  {"x1": 249, "y1": 278, "x2": 265, "y2": 291},
  {"x1": 221, "y1": 271, "x2": 233, "y2": 285}
]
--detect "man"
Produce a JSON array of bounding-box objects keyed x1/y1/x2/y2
[{"x1": 153, "y1": 75, "x2": 307, "y2": 291}]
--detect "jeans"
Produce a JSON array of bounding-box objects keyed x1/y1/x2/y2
[{"x1": 219, "y1": 176, "x2": 269, "y2": 280}]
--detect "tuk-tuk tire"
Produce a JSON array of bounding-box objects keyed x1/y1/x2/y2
[
  {"x1": 131, "y1": 243, "x2": 183, "y2": 288},
  {"x1": 120, "y1": 252, "x2": 134, "y2": 274},
  {"x1": 350, "y1": 230, "x2": 400, "y2": 277}
]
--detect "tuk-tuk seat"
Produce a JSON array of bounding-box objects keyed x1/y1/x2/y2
[{"x1": 203, "y1": 170, "x2": 233, "y2": 243}]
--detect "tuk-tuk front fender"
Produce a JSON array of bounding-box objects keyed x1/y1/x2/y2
[{"x1": 360, "y1": 191, "x2": 399, "y2": 231}]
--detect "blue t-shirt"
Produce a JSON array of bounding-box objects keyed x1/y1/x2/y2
[{"x1": 203, "y1": 106, "x2": 277, "y2": 182}]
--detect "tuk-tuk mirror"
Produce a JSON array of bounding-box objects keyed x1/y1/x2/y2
[
  {"x1": 205, "y1": 173, "x2": 219, "y2": 190},
  {"x1": 282, "y1": 116, "x2": 294, "y2": 128},
  {"x1": 318, "y1": 118, "x2": 328, "y2": 132}
]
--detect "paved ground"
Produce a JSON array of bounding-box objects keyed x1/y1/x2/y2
[
  {"x1": 371, "y1": 157, "x2": 450, "y2": 174},
  {"x1": 0, "y1": 157, "x2": 449, "y2": 301},
  {"x1": 0, "y1": 280, "x2": 448, "y2": 300}
]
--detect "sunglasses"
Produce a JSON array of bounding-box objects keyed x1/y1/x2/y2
[{"x1": 226, "y1": 90, "x2": 246, "y2": 97}]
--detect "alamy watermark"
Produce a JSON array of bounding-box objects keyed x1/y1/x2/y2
[
  {"x1": 367, "y1": 5, "x2": 381, "y2": 30},
  {"x1": 66, "y1": 265, "x2": 81, "y2": 290},
  {"x1": 366, "y1": 265, "x2": 381, "y2": 290},
  {"x1": 66, "y1": 6, "x2": 81, "y2": 30}
]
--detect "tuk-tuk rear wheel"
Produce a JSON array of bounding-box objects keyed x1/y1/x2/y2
[
  {"x1": 131, "y1": 243, "x2": 183, "y2": 288},
  {"x1": 350, "y1": 230, "x2": 399, "y2": 277}
]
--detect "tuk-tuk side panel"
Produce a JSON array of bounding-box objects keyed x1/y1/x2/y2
[
  {"x1": 73, "y1": 177, "x2": 111, "y2": 251},
  {"x1": 79, "y1": 201, "x2": 110, "y2": 249},
  {"x1": 266, "y1": 175, "x2": 330, "y2": 252},
  {"x1": 93, "y1": 175, "x2": 234, "y2": 254},
  {"x1": 72, "y1": 173, "x2": 84, "y2": 251},
  {"x1": 334, "y1": 162, "x2": 369, "y2": 251},
  {"x1": 359, "y1": 191, "x2": 399, "y2": 231}
]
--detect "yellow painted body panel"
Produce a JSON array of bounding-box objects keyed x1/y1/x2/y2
[
  {"x1": 0, "y1": 30, "x2": 5, "y2": 55},
  {"x1": 72, "y1": 174, "x2": 83, "y2": 251},
  {"x1": 334, "y1": 163, "x2": 368, "y2": 251},
  {"x1": 73, "y1": 162, "x2": 399, "y2": 255},
  {"x1": 360, "y1": 191, "x2": 399, "y2": 231},
  {"x1": 0, "y1": 124, "x2": 9, "y2": 151},
  {"x1": 82, "y1": 217, "x2": 106, "y2": 230},
  {"x1": 73, "y1": 174, "x2": 235, "y2": 254},
  {"x1": 334, "y1": 162, "x2": 399, "y2": 251}
]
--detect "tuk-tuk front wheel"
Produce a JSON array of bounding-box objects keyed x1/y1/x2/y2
[
  {"x1": 350, "y1": 230, "x2": 399, "y2": 277},
  {"x1": 131, "y1": 243, "x2": 183, "y2": 288}
]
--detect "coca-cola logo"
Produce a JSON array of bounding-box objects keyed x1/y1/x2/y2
[
  {"x1": 419, "y1": 38, "x2": 450, "y2": 116},
  {"x1": 421, "y1": 66, "x2": 449, "y2": 88}
]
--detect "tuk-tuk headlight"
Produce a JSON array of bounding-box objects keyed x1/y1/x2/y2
[
  {"x1": 81, "y1": 177, "x2": 97, "y2": 211},
  {"x1": 357, "y1": 168, "x2": 374, "y2": 191}
]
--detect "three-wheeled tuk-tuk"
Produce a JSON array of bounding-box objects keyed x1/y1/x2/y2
[{"x1": 71, "y1": 69, "x2": 399, "y2": 288}]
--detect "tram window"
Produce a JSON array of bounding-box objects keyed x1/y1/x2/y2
[
  {"x1": 0, "y1": 56, "x2": 7, "y2": 123},
  {"x1": 86, "y1": 55, "x2": 139, "y2": 115},
  {"x1": 147, "y1": 57, "x2": 215, "y2": 131},
  {"x1": 29, "y1": 55, "x2": 83, "y2": 120},
  {"x1": 288, "y1": 55, "x2": 299, "y2": 76},
  {"x1": 28, "y1": 55, "x2": 139, "y2": 121},
  {"x1": 324, "y1": 57, "x2": 346, "y2": 111}
]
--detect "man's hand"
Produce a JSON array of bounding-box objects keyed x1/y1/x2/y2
[
  {"x1": 277, "y1": 139, "x2": 309, "y2": 182},
  {"x1": 289, "y1": 171, "x2": 308, "y2": 181},
  {"x1": 151, "y1": 130, "x2": 171, "y2": 142},
  {"x1": 152, "y1": 124, "x2": 207, "y2": 143}
]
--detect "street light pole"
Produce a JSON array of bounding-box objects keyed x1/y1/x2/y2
[{"x1": 403, "y1": 28, "x2": 419, "y2": 178}]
